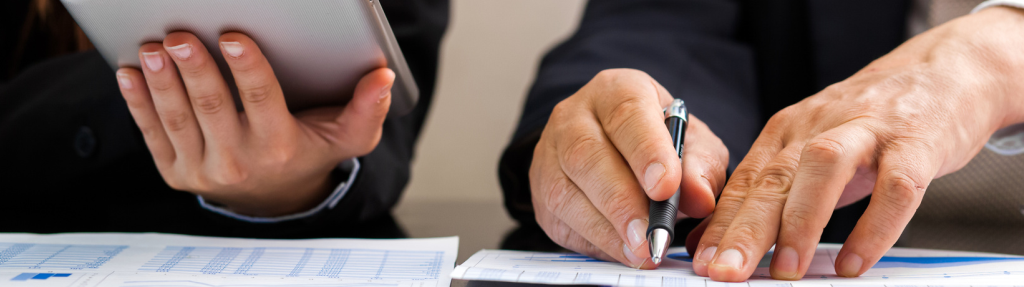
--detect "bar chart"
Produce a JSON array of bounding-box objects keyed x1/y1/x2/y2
[
  {"x1": 138, "y1": 246, "x2": 445, "y2": 280},
  {"x1": 0, "y1": 243, "x2": 127, "y2": 270}
]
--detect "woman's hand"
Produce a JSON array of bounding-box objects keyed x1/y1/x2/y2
[
  {"x1": 115, "y1": 32, "x2": 394, "y2": 217},
  {"x1": 688, "y1": 6, "x2": 1024, "y2": 282},
  {"x1": 530, "y1": 69, "x2": 729, "y2": 268}
]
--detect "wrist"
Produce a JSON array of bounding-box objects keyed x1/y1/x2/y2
[
  {"x1": 204, "y1": 169, "x2": 336, "y2": 217},
  {"x1": 959, "y1": 6, "x2": 1024, "y2": 126}
]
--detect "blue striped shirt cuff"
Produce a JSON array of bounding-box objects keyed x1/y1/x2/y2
[{"x1": 196, "y1": 158, "x2": 361, "y2": 223}]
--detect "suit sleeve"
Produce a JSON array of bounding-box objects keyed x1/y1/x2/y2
[{"x1": 499, "y1": 0, "x2": 762, "y2": 227}]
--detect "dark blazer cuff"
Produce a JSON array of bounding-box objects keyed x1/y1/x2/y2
[{"x1": 499, "y1": 128, "x2": 544, "y2": 227}]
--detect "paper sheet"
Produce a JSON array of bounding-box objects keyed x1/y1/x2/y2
[
  {"x1": 0, "y1": 233, "x2": 458, "y2": 287},
  {"x1": 452, "y1": 244, "x2": 1024, "y2": 286}
]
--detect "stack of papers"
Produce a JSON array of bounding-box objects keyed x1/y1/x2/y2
[
  {"x1": 0, "y1": 233, "x2": 458, "y2": 287},
  {"x1": 452, "y1": 244, "x2": 1024, "y2": 286}
]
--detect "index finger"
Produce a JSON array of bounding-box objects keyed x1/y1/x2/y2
[
  {"x1": 587, "y1": 69, "x2": 679, "y2": 201},
  {"x1": 772, "y1": 124, "x2": 877, "y2": 280}
]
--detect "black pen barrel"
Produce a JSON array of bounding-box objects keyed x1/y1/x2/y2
[{"x1": 646, "y1": 115, "x2": 686, "y2": 239}]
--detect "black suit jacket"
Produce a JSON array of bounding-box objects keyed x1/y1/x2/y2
[
  {"x1": 500, "y1": 0, "x2": 910, "y2": 244},
  {"x1": 0, "y1": 0, "x2": 448, "y2": 238}
]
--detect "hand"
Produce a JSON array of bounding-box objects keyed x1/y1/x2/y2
[
  {"x1": 530, "y1": 69, "x2": 729, "y2": 268},
  {"x1": 114, "y1": 32, "x2": 394, "y2": 217},
  {"x1": 688, "y1": 7, "x2": 1024, "y2": 281}
]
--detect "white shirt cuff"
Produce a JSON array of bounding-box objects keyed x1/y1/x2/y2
[
  {"x1": 973, "y1": 0, "x2": 1024, "y2": 13},
  {"x1": 196, "y1": 158, "x2": 361, "y2": 223}
]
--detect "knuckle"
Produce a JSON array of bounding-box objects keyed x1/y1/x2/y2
[
  {"x1": 122, "y1": 94, "x2": 149, "y2": 111},
  {"x1": 752, "y1": 164, "x2": 796, "y2": 193},
  {"x1": 727, "y1": 222, "x2": 768, "y2": 246},
  {"x1": 159, "y1": 110, "x2": 193, "y2": 132},
  {"x1": 148, "y1": 80, "x2": 177, "y2": 93},
  {"x1": 601, "y1": 188, "x2": 639, "y2": 224},
  {"x1": 803, "y1": 137, "x2": 848, "y2": 164},
  {"x1": 208, "y1": 161, "x2": 248, "y2": 187},
  {"x1": 544, "y1": 177, "x2": 579, "y2": 217},
  {"x1": 781, "y1": 201, "x2": 823, "y2": 232},
  {"x1": 192, "y1": 92, "x2": 227, "y2": 114},
  {"x1": 877, "y1": 171, "x2": 926, "y2": 211},
  {"x1": 137, "y1": 125, "x2": 162, "y2": 140},
  {"x1": 560, "y1": 134, "x2": 605, "y2": 179},
  {"x1": 263, "y1": 146, "x2": 297, "y2": 167},
  {"x1": 595, "y1": 68, "x2": 648, "y2": 83},
  {"x1": 602, "y1": 96, "x2": 647, "y2": 133},
  {"x1": 768, "y1": 105, "x2": 797, "y2": 125},
  {"x1": 550, "y1": 100, "x2": 573, "y2": 118},
  {"x1": 240, "y1": 83, "x2": 274, "y2": 104},
  {"x1": 178, "y1": 57, "x2": 211, "y2": 78}
]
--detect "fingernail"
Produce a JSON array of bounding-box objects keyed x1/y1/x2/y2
[
  {"x1": 772, "y1": 246, "x2": 799, "y2": 279},
  {"x1": 643, "y1": 162, "x2": 665, "y2": 192},
  {"x1": 697, "y1": 246, "x2": 717, "y2": 263},
  {"x1": 622, "y1": 244, "x2": 643, "y2": 268},
  {"x1": 116, "y1": 72, "x2": 132, "y2": 89},
  {"x1": 166, "y1": 43, "x2": 192, "y2": 60},
  {"x1": 220, "y1": 41, "x2": 244, "y2": 58},
  {"x1": 626, "y1": 219, "x2": 647, "y2": 250},
  {"x1": 142, "y1": 52, "x2": 163, "y2": 72},
  {"x1": 838, "y1": 253, "x2": 863, "y2": 277},
  {"x1": 711, "y1": 248, "x2": 743, "y2": 270}
]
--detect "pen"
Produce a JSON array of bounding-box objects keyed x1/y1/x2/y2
[{"x1": 648, "y1": 99, "x2": 687, "y2": 265}]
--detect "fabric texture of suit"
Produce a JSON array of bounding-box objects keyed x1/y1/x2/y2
[
  {"x1": 0, "y1": 0, "x2": 449, "y2": 238},
  {"x1": 500, "y1": 0, "x2": 911, "y2": 245}
]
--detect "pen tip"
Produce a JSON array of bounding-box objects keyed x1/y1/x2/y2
[{"x1": 651, "y1": 256, "x2": 661, "y2": 265}]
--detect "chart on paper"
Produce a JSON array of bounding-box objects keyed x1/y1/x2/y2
[
  {"x1": 452, "y1": 244, "x2": 1024, "y2": 287},
  {"x1": 0, "y1": 233, "x2": 457, "y2": 287},
  {"x1": 139, "y1": 246, "x2": 445, "y2": 279},
  {"x1": 0, "y1": 243, "x2": 127, "y2": 270}
]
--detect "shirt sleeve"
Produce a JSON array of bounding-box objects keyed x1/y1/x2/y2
[
  {"x1": 196, "y1": 158, "x2": 362, "y2": 223},
  {"x1": 973, "y1": 0, "x2": 1024, "y2": 12}
]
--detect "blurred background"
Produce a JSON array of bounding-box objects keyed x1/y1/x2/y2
[{"x1": 393, "y1": 0, "x2": 586, "y2": 261}]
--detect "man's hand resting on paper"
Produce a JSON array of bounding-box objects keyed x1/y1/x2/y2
[
  {"x1": 529, "y1": 69, "x2": 729, "y2": 269},
  {"x1": 114, "y1": 32, "x2": 393, "y2": 217},
  {"x1": 687, "y1": 6, "x2": 1024, "y2": 282}
]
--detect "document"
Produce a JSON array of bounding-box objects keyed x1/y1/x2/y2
[
  {"x1": 452, "y1": 244, "x2": 1024, "y2": 287},
  {"x1": 0, "y1": 233, "x2": 458, "y2": 287}
]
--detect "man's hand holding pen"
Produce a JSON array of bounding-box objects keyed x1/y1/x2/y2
[{"x1": 529, "y1": 68, "x2": 729, "y2": 269}]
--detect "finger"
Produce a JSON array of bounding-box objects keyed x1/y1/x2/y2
[
  {"x1": 706, "y1": 143, "x2": 803, "y2": 282},
  {"x1": 139, "y1": 43, "x2": 204, "y2": 165},
  {"x1": 771, "y1": 124, "x2": 878, "y2": 280},
  {"x1": 532, "y1": 137, "x2": 652, "y2": 268},
  {"x1": 116, "y1": 68, "x2": 175, "y2": 165},
  {"x1": 835, "y1": 140, "x2": 935, "y2": 277},
  {"x1": 216, "y1": 32, "x2": 293, "y2": 139},
  {"x1": 691, "y1": 126, "x2": 786, "y2": 276},
  {"x1": 550, "y1": 101, "x2": 655, "y2": 268},
  {"x1": 331, "y1": 68, "x2": 395, "y2": 157},
  {"x1": 588, "y1": 69, "x2": 681, "y2": 201},
  {"x1": 534, "y1": 198, "x2": 617, "y2": 262},
  {"x1": 685, "y1": 215, "x2": 712, "y2": 256},
  {"x1": 162, "y1": 32, "x2": 242, "y2": 149},
  {"x1": 677, "y1": 115, "x2": 729, "y2": 218}
]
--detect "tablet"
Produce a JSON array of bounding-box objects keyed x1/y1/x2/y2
[{"x1": 61, "y1": 0, "x2": 418, "y2": 117}]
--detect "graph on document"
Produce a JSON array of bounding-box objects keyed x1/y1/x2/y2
[
  {"x1": 0, "y1": 243, "x2": 126, "y2": 270},
  {"x1": 138, "y1": 246, "x2": 445, "y2": 280}
]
